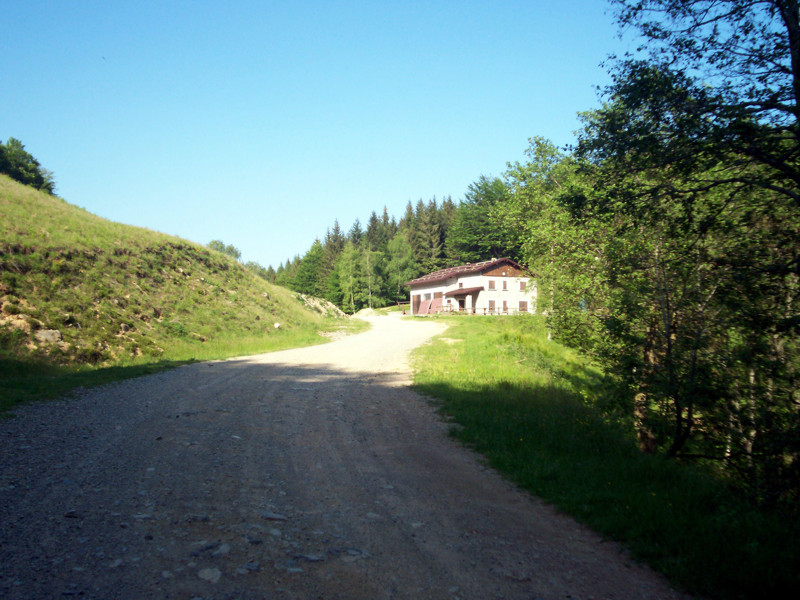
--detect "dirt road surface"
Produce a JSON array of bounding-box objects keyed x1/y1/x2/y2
[{"x1": 1, "y1": 313, "x2": 691, "y2": 599}]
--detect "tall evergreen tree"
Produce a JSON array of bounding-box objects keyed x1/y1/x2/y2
[
  {"x1": 348, "y1": 218, "x2": 363, "y2": 245},
  {"x1": 411, "y1": 198, "x2": 446, "y2": 272},
  {"x1": 294, "y1": 239, "x2": 325, "y2": 296},
  {"x1": 381, "y1": 206, "x2": 396, "y2": 239},
  {"x1": 321, "y1": 221, "x2": 346, "y2": 302},
  {"x1": 446, "y1": 176, "x2": 509, "y2": 263},
  {"x1": 323, "y1": 221, "x2": 345, "y2": 255},
  {"x1": 439, "y1": 196, "x2": 457, "y2": 234},
  {"x1": 398, "y1": 200, "x2": 416, "y2": 231},
  {"x1": 365, "y1": 211, "x2": 386, "y2": 252},
  {"x1": 275, "y1": 255, "x2": 300, "y2": 289}
]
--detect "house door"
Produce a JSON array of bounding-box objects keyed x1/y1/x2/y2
[
  {"x1": 458, "y1": 298, "x2": 465, "y2": 311},
  {"x1": 412, "y1": 295, "x2": 421, "y2": 315}
]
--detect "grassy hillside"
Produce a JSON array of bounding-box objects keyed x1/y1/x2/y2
[{"x1": 1, "y1": 174, "x2": 348, "y2": 410}]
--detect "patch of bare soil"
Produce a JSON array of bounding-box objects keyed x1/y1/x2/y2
[
  {"x1": 0, "y1": 312, "x2": 692, "y2": 599},
  {"x1": 297, "y1": 294, "x2": 347, "y2": 318}
]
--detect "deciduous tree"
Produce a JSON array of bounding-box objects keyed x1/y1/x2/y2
[
  {"x1": 207, "y1": 240, "x2": 242, "y2": 261},
  {"x1": 334, "y1": 241, "x2": 363, "y2": 314},
  {"x1": 0, "y1": 137, "x2": 56, "y2": 194},
  {"x1": 594, "y1": 0, "x2": 800, "y2": 206},
  {"x1": 294, "y1": 239, "x2": 325, "y2": 297}
]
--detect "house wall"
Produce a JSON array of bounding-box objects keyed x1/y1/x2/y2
[
  {"x1": 484, "y1": 264, "x2": 527, "y2": 278},
  {"x1": 410, "y1": 272, "x2": 536, "y2": 315},
  {"x1": 409, "y1": 282, "x2": 449, "y2": 315}
]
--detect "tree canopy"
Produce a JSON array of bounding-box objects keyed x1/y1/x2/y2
[
  {"x1": 207, "y1": 240, "x2": 242, "y2": 261},
  {"x1": 0, "y1": 137, "x2": 56, "y2": 194},
  {"x1": 588, "y1": 0, "x2": 800, "y2": 205}
]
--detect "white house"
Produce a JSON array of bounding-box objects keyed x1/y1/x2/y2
[{"x1": 406, "y1": 258, "x2": 536, "y2": 316}]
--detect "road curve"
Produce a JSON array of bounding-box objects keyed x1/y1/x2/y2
[{"x1": 0, "y1": 312, "x2": 691, "y2": 599}]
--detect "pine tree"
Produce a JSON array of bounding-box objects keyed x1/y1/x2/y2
[
  {"x1": 446, "y1": 176, "x2": 508, "y2": 263},
  {"x1": 275, "y1": 256, "x2": 300, "y2": 289},
  {"x1": 398, "y1": 201, "x2": 416, "y2": 231},
  {"x1": 365, "y1": 211, "x2": 385, "y2": 251},
  {"x1": 348, "y1": 219, "x2": 363, "y2": 245},
  {"x1": 412, "y1": 198, "x2": 446, "y2": 272},
  {"x1": 321, "y1": 221, "x2": 346, "y2": 302},
  {"x1": 294, "y1": 239, "x2": 325, "y2": 296}
]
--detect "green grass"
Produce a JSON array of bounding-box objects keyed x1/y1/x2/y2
[
  {"x1": 412, "y1": 315, "x2": 800, "y2": 600},
  {"x1": 0, "y1": 356, "x2": 190, "y2": 409},
  {"x1": 1, "y1": 174, "x2": 353, "y2": 413}
]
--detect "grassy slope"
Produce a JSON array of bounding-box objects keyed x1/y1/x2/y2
[
  {"x1": 412, "y1": 315, "x2": 800, "y2": 600},
  {"x1": 0, "y1": 175, "x2": 345, "y2": 411}
]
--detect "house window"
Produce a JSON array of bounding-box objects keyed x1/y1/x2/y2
[
  {"x1": 519, "y1": 301, "x2": 528, "y2": 313},
  {"x1": 502, "y1": 300, "x2": 508, "y2": 313},
  {"x1": 502, "y1": 280, "x2": 508, "y2": 291},
  {"x1": 519, "y1": 280, "x2": 526, "y2": 291},
  {"x1": 459, "y1": 282, "x2": 464, "y2": 289},
  {"x1": 424, "y1": 293, "x2": 431, "y2": 300},
  {"x1": 488, "y1": 300, "x2": 495, "y2": 313},
  {"x1": 488, "y1": 280, "x2": 496, "y2": 290}
]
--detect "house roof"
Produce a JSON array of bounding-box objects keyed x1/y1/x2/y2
[
  {"x1": 444, "y1": 286, "x2": 484, "y2": 297},
  {"x1": 406, "y1": 258, "x2": 531, "y2": 287}
]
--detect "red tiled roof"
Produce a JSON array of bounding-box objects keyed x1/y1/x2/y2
[{"x1": 406, "y1": 258, "x2": 530, "y2": 287}]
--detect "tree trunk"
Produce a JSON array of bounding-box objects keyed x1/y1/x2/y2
[
  {"x1": 634, "y1": 391, "x2": 658, "y2": 453},
  {"x1": 635, "y1": 320, "x2": 660, "y2": 454}
]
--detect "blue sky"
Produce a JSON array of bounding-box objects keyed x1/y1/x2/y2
[{"x1": 2, "y1": 1, "x2": 632, "y2": 268}]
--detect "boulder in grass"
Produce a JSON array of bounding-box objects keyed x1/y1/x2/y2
[{"x1": 34, "y1": 329, "x2": 62, "y2": 344}]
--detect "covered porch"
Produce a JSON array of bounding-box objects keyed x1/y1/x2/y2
[{"x1": 443, "y1": 286, "x2": 484, "y2": 313}]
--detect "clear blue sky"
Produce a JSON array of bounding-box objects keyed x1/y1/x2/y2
[{"x1": 2, "y1": 1, "x2": 632, "y2": 268}]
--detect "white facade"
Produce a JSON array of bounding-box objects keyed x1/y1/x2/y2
[{"x1": 407, "y1": 258, "x2": 536, "y2": 316}]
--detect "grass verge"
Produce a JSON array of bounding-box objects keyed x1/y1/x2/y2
[
  {"x1": 0, "y1": 357, "x2": 190, "y2": 412},
  {"x1": 412, "y1": 314, "x2": 800, "y2": 600},
  {"x1": 1, "y1": 317, "x2": 368, "y2": 415}
]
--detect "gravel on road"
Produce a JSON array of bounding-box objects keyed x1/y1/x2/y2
[{"x1": 0, "y1": 312, "x2": 692, "y2": 599}]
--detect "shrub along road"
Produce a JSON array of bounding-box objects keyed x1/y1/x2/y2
[{"x1": 0, "y1": 313, "x2": 691, "y2": 599}]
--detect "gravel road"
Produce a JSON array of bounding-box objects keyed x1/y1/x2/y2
[{"x1": 0, "y1": 312, "x2": 691, "y2": 599}]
